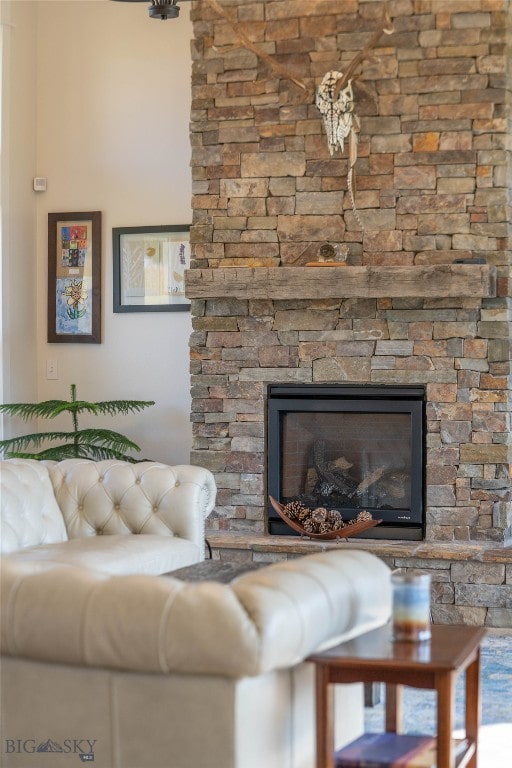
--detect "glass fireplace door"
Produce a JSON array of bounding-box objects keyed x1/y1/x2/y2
[{"x1": 266, "y1": 385, "x2": 425, "y2": 540}]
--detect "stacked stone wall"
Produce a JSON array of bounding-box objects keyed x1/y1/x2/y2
[
  {"x1": 190, "y1": 294, "x2": 511, "y2": 542},
  {"x1": 190, "y1": 0, "x2": 511, "y2": 272},
  {"x1": 188, "y1": 0, "x2": 511, "y2": 623}
]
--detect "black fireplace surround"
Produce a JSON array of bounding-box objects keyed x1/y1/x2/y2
[{"x1": 266, "y1": 384, "x2": 426, "y2": 541}]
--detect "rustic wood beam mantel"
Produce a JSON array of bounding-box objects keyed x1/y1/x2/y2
[{"x1": 185, "y1": 265, "x2": 496, "y2": 300}]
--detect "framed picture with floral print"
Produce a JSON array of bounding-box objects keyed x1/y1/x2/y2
[{"x1": 47, "y1": 211, "x2": 101, "y2": 343}]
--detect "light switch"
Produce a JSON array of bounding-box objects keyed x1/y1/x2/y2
[{"x1": 46, "y1": 358, "x2": 58, "y2": 380}]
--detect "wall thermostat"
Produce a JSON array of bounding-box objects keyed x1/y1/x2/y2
[{"x1": 33, "y1": 177, "x2": 47, "y2": 192}]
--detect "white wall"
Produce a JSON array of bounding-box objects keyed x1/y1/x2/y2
[
  {"x1": 4, "y1": 0, "x2": 194, "y2": 463},
  {"x1": 1, "y1": 0, "x2": 38, "y2": 412}
]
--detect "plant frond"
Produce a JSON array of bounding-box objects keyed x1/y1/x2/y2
[
  {"x1": 0, "y1": 430, "x2": 141, "y2": 457},
  {"x1": 2, "y1": 445, "x2": 145, "y2": 462},
  {"x1": 0, "y1": 432, "x2": 76, "y2": 453},
  {"x1": 92, "y1": 400, "x2": 155, "y2": 417},
  {"x1": 0, "y1": 395, "x2": 154, "y2": 420},
  {"x1": 51, "y1": 400, "x2": 154, "y2": 416},
  {"x1": 1, "y1": 445, "x2": 91, "y2": 461},
  {"x1": 78, "y1": 445, "x2": 141, "y2": 462},
  {"x1": 0, "y1": 401, "x2": 75, "y2": 421},
  {"x1": 61, "y1": 401, "x2": 101, "y2": 415},
  {"x1": 75, "y1": 429, "x2": 141, "y2": 452}
]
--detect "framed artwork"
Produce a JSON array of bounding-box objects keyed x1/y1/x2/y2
[
  {"x1": 47, "y1": 211, "x2": 102, "y2": 343},
  {"x1": 112, "y1": 224, "x2": 191, "y2": 313}
]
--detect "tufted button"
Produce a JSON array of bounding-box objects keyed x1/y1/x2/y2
[
  {"x1": 153, "y1": 506, "x2": 159, "y2": 513},
  {"x1": 175, "y1": 481, "x2": 180, "y2": 487},
  {"x1": 97, "y1": 529, "x2": 103, "y2": 535},
  {"x1": 115, "y1": 504, "x2": 120, "y2": 511},
  {"x1": 135, "y1": 478, "x2": 141, "y2": 484},
  {"x1": 78, "y1": 505, "x2": 84, "y2": 512},
  {"x1": 98, "y1": 476, "x2": 104, "y2": 483}
]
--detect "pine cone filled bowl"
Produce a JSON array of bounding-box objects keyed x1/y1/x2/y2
[{"x1": 269, "y1": 496, "x2": 381, "y2": 540}]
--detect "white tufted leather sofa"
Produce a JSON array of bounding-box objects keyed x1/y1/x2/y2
[
  {"x1": 1, "y1": 458, "x2": 217, "y2": 574},
  {"x1": 0, "y1": 458, "x2": 392, "y2": 768}
]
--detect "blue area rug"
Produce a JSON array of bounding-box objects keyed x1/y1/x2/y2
[{"x1": 364, "y1": 632, "x2": 512, "y2": 734}]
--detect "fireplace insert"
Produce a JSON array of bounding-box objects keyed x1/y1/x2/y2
[{"x1": 266, "y1": 384, "x2": 425, "y2": 540}]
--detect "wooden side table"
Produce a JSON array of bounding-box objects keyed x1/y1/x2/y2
[{"x1": 307, "y1": 623, "x2": 486, "y2": 768}]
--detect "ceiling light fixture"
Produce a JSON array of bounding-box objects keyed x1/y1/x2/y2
[{"x1": 111, "y1": 0, "x2": 192, "y2": 21}]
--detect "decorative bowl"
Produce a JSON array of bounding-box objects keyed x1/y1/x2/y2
[{"x1": 269, "y1": 496, "x2": 382, "y2": 540}]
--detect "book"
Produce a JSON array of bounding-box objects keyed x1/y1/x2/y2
[
  {"x1": 405, "y1": 738, "x2": 468, "y2": 768},
  {"x1": 334, "y1": 733, "x2": 468, "y2": 768}
]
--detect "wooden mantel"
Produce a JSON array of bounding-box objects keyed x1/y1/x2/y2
[{"x1": 185, "y1": 264, "x2": 496, "y2": 300}]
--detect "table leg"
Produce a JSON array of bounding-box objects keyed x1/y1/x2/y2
[
  {"x1": 436, "y1": 671, "x2": 455, "y2": 768},
  {"x1": 315, "y1": 666, "x2": 334, "y2": 768},
  {"x1": 465, "y1": 650, "x2": 481, "y2": 768},
  {"x1": 385, "y1": 684, "x2": 403, "y2": 733}
]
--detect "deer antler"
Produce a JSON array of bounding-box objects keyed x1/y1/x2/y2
[
  {"x1": 203, "y1": 0, "x2": 308, "y2": 91},
  {"x1": 334, "y1": 7, "x2": 394, "y2": 97}
]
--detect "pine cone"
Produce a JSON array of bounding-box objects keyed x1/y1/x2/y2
[
  {"x1": 311, "y1": 507, "x2": 328, "y2": 524},
  {"x1": 356, "y1": 510, "x2": 373, "y2": 522},
  {"x1": 302, "y1": 518, "x2": 317, "y2": 533},
  {"x1": 285, "y1": 503, "x2": 356, "y2": 536},
  {"x1": 283, "y1": 500, "x2": 310, "y2": 521},
  {"x1": 327, "y1": 509, "x2": 344, "y2": 529}
]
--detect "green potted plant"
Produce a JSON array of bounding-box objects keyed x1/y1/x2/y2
[{"x1": 0, "y1": 384, "x2": 155, "y2": 462}]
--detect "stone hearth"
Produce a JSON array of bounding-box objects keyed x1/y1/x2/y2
[{"x1": 203, "y1": 531, "x2": 512, "y2": 627}]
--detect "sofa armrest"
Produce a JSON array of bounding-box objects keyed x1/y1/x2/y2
[
  {"x1": 0, "y1": 460, "x2": 69, "y2": 554},
  {"x1": 46, "y1": 459, "x2": 216, "y2": 552}
]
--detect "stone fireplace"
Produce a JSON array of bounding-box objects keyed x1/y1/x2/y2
[
  {"x1": 266, "y1": 383, "x2": 425, "y2": 540},
  {"x1": 185, "y1": 0, "x2": 511, "y2": 625},
  {"x1": 187, "y1": 265, "x2": 507, "y2": 544}
]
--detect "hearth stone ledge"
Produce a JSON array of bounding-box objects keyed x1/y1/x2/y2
[
  {"x1": 205, "y1": 531, "x2": 511, "y2": 563},
  {"x1": 205, "y1": 532, "x2": 512, "y2": 628}
]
